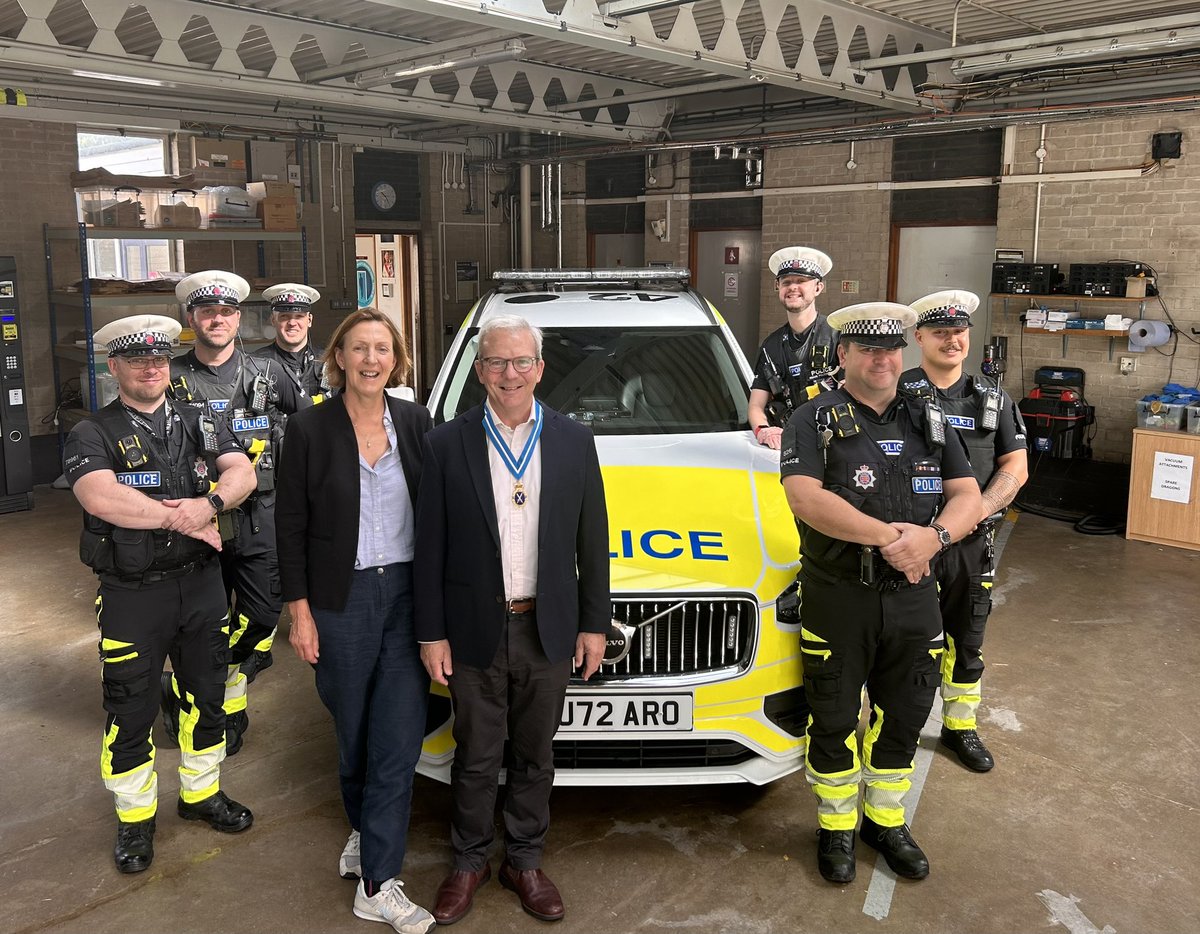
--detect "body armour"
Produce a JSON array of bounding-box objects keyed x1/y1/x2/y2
[
  {"x1": 79, "y1": 400, "x2": 218, "y2": 577},
  {"x1": 799, "y1": 387, "x2": 949, "y2": 579},
  {"x1": 757, "y1": 316, "x2": 840, "y2": 427},
  {"x1": 252, "y1": 341, "x2": 328, "y2": 400},
  {"x1": 169, "y1": 350, "x2": 289, "y2": 495}
]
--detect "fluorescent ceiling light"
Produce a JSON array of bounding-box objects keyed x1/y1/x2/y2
[
  {"x1": 950, "y1": 25, "x2": 1200, "y2": 75},
  {"x1": 354, "y1": 40, "x2": 526, "y2": 90},
  {"x1": 73, "y1": 70, "x2": 166, "y2": 88}
]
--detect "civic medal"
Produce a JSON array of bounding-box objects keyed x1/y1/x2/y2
[
  {"x1": 512, "y1": 481, "x2": 527, "y2": 508},
  {"x1": 483, "y1": 402, "x2": 543, "y2": 507}
]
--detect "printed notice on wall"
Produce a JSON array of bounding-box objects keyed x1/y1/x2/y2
[
  {"x1": 1151, "y1": 451, "x2": 1194, "y2": 504},
  {"x1": 724, "y1": 273, "x2": 738, "y2": 298}
]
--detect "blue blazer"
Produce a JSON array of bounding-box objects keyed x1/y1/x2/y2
[{"x1": 414, "y1": 402, "x2": 610, "y2": 669}]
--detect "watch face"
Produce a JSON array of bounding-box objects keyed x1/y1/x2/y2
[{"x1": 371, "y1": 181, "x2": 397, "y2": 211}]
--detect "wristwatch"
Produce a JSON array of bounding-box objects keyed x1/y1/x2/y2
[
  {"x1": 931, "y1": 522, "x2": 952, "y2": 552},
  {"x1": 207, "y1": 492, "x2": 225, "y2": 513}
]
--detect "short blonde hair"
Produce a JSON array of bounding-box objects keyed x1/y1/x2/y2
[{"x1": 323, "y1": 308, "x2": 410, "y2": 390}]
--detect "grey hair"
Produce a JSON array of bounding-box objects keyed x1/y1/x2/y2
[{"x1": 477, "y1": 313, "x2": 543, "y2": 358}]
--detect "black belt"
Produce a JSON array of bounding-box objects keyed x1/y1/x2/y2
[
  {"x1": 506, "y1": 597, "x2": 536, "y2": 614},
  {"x1": 119, "y1": 557, "x2": 213, "y2": 584}
]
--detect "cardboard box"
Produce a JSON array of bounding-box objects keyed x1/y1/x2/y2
[
  {"x1": 191, "y1": 137, "x2": 247, "y2": 170},
  {"x1": 247, "y1": 181, "x2": 295, "y2": 200},
  {"x1": 257, "y1": 196, "x2": 298, "y2": 230}
]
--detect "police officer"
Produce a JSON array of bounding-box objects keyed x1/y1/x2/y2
[
  {"x1": 64, "y1": 315, "x2": 257, "y2": 873},
  {"x1": 163, "y1": 271, "x2": 309, "y2": 756},
  {"x1": 749, "y1": 247, "x2": 840, "y2": 450},
  {"x1": 900, "y1": 290, "x2": 1029, "y2": 772},
  {"x1": 254, "y1": 283, "x2": 330, "y2": 401},
  {"x1": 780, "y1": 302, "x2": 981, "y2": 884}
]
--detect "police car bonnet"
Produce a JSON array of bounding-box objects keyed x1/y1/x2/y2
[
  {"x1": 176, "y1": 270, "x2": 251, "y2": 309},
  {"x1": 911, "y1": 289, "x2": 979, "y2": 329},
  {"x1": 95, "y1": 314, "x2": 181, "y2": 356},
  {"x1": 827, "y1": 302, "x2": 916, "y2": 349},
  {"x1": 769, "y1": 247, "x2": 832, "y2": 281}
]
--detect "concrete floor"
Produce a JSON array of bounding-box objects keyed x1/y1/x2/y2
[{"x1": 3, "y1": 486, "x2": 1198, "y2": 934}]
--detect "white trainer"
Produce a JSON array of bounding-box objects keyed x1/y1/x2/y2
[
  {"x1": 340, "y1": 830, "x2": 362, "y2": 879},
  {"x1": 353, "y1": 878, "x2": 435, "y2": 934}
]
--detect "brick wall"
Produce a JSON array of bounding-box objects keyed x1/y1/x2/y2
[{"x1": 992, "y1": 115, "x2": 1200, "y2": 462}]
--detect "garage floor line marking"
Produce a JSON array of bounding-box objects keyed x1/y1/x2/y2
[{"x1": 1036, "y1": 889, "x2": 1117, "y2": 934}]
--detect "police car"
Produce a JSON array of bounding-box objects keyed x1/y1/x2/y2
[{"x1": 420, "y1": 268, "x2": 805, "y2": 785}]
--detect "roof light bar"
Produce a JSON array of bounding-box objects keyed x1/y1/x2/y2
[{"x1": 493, "y1": 268, "x2": 691, "y2": 282}]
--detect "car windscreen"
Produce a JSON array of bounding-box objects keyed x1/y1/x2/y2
[{"x1": 433, "y1": 326, "x2": 750, "y2": 434}]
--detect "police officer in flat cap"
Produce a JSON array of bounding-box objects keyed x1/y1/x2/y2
[
  {"x1": 779, "y1": 302, "x2": 981, "y2": 885},
  {"x1": 163, "y1": 270, "x2": 310, "y2": 756},
  {"x1": 254, "y1": 283, "x2": 330, "y2": 401},
  {"x1": 899, "y1": 290, "x2": 1028, "y2": 773},
  {"x1": 63, "y1": 314, "x2": 258, "y2": 873},
  {"x1": 748, "y1": 247, "x2": 841, "y2": 449}
]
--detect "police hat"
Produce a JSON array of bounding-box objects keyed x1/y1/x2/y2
[
  {"x1": 769, "y1": 247, "x2": 832, "y2": 281},
  {"x1": 828, "y1": 302, "x2": 916, "y2": 350},
  {"x1": 263, "y1": 283, "x2": 320, "y2": 314},
  {"x1": 176, "y1": 270, "x2": 251, "y2": 310},
  {"x1": 911, "y1": 289, "x2": 979, "y2": 328},
  {"x1": 94, "y1": 314, "x2": 181, "y2": 357}
]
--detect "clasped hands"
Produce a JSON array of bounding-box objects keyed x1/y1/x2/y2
[
  {"x1": 877, "y1": 522, "x2": 941, "y2": 585},
  {"x1": 160, "y1": 497, "x2": 223, "y2": 550}
]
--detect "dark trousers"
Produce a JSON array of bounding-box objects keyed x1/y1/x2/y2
[
  {"x1": 447, "y1": 609, "x2": 571, "y2": 871},
  {"x1": 221, "y1": 497, "x2": 282, "y2": 662},
  {"x1": 313, "y1": 563, "x2": 429, "y2": 883},
  {"x1": 936, "y1": 528, "x2": 993, "y2": 686}
]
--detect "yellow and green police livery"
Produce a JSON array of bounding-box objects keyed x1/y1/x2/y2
[{"x1": 421, "y1": 269, "x2": 806, "y2": 786}]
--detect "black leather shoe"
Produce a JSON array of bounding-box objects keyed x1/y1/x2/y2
[
  {"x1": 816, "y1": 828, "x2": 856, "y2": 884},
  {"x1": 239, "y1": 649, "x2": 273, "y2": 684},
  {"x1": 159, "y1": 672, "x2": 180, "y2": 748},
  {"x1": 177, "y1": 791, "x2": 253, "y2": 833},
  {"x1": 114, "y1": 818, "x2": 155, "y2": 873},
  {"x1": 859, "y1": 817, "x2": 929, "y2": 880},
  {"x1": 940, "y1": 726, "x2": 995, "y2": 772},
  {"x1": 226, "y1": 710, "x2": 249, "y2": 757}
]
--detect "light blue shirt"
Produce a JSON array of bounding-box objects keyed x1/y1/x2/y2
[{"x1": 354, "y1": 410, "x2": 414, "y2": 568}]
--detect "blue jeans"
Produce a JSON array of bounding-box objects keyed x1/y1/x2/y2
[{"x1": 313, "y1": 563, "x2": 429, "y2": 882}]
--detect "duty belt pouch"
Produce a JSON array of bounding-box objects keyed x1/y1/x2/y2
[
  {"x1": 255, "y1": 451, "x2": 275, "y2": 493},
  {"x1": 110, "y1": 527, "x2": 155, "y2": 576},
  {"x1": 79, "y1": 527, "x2": 115, "y2": 573},
  {"x1": 216, "y1": 510, "x2": 236, "y2": 543}
]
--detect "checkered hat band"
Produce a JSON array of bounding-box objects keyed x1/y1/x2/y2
[
  {"x1": 107, "y1": 331, "x2": 173, "y2": 354},
  {"x1": 186, "y1": 284, "x2": 242, "y2": 306},
  {"x1": 777, "y1": 259, "x2": 823, "y2": 278},
  {"x1": 841, "y1": 318, "x2": 904, "y2": 336},
  {"x1": 272, "y1": 292, "x2": 311, "y2": 309},
  {"x1": 917, "y1": 304, "x2": 969, "y2": 324}
]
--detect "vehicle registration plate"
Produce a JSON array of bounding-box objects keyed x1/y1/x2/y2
[{"x1": 557, "y1": 694, "x2": 693, "y2": 733}]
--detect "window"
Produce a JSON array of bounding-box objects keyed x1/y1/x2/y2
[{"x1": 77, "y1": 130, "x2": 173, "y2": 280}]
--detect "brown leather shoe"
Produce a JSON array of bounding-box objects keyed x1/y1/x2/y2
[
  {"x1": 499, "y1": 861, "x2": 565, "y2": 922},
  {"x1": 433, "y1": 865, "x2": 490, "y2": 925}
]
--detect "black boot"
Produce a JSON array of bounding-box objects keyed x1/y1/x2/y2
[
  {"x1": 816, "y1": 828, "x2": 856, "y2": 884},
  {"x1": 159, "y1": 672, "x2": 180, "y2": 748},
  {"x1": 225, "y1": 710, "x2": 249, "y2": 756},
  {"x1": 177, "y1": 791, "x2": 254, "y2": 833},
  {"x1": 940, "y1": 726, "x2": 995, "y2": 772},
  {"x1": 114, "y1": 818, "x2": 155, "y2": 873},
  {"x1": 239, "y1": 649, "x2": 273, "y2": 684},
  {"x1": 859, "y1": 816, "x2": 929, "y2": 880}
]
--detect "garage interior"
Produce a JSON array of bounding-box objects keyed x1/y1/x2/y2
[{"x1": 2, "y1": 0, "x2": 1200, "y2": 932}]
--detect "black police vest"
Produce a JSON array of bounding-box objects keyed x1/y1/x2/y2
[
  {"x1": 762, "y1": 317, "x2": 839, "y2": 425},
  {"x1": 900, "y1": 368, "x2": 997, "y2": 490},
  {"x1": 79, "y1": 401, "x2": 218, "y2": 576},
  {"x1": 169, "y1": 351, "x2": 284, "y2": 494},
  {"x1": 253, "y1": 341, "x2": 328, "y2": 398},
  {"x1": 799, "y1": 390, "x2": 948, "y2": 578}
]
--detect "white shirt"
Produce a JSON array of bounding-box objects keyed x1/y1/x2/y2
[
  {"x1": 354, "y1": 410, "x2": 414, "y2": 568},
  {"x1": 485, "y1": 399, "x2": 541, "y2": 600}
]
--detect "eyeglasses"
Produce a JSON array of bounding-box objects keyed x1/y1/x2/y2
[
  {"x1": 191, "y1": 306, "x2": 240, "y2": 319},
  {"x1": 119, "y1": 355, "x2": 172, "y2": 370},
  {"x1": 479, "y1": 356, "x2": 539, "y2": 373}
]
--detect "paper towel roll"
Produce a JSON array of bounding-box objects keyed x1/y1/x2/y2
[{"x1": 1128, "y1": 319, "x2": 1171, "y2": 351}]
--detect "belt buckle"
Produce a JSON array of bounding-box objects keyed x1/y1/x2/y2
[{"x1": 506, "y1": 597, "x2": 534, "y2": 614}]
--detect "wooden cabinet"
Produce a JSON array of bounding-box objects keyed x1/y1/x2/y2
[{"x1": 1126, "y1": 428, "x2": 1200, "y2": 552}]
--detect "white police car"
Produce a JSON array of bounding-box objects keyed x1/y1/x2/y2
[{"x1": 420, "y1": 269, "x2": 805, "y2": 785}]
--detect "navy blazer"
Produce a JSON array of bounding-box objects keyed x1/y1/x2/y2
[
  {"x1": 413, "y1": 403, "x2": 610, "y2": 669},
  {"x1": 276, "y1": 393, "x2": 432, "y2": 611}
]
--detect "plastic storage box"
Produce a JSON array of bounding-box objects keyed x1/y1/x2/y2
[
  {"x1": 155, "y1": 188, "x2": 204, "y2": 228},
  {"x1": 77, "y1": 185, "x2": 149, "y2": 228},
  {"x1": 1136, "y1": 399, "x2": 1186, "y2": 431},
  {"x1": 1185, "y1": 405, "x2": 1200, "y2": 435}
]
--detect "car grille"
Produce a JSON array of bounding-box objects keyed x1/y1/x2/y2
[
  {"x1": 552, "y1": 738, "x2": 756, "y2": 770},
  {"x1": 584, "y1": 595, "x2": 757, "y2": 683}
]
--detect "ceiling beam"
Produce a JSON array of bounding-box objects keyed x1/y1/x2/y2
[
  {"x1": 548, "y1": 78, "x2": 752, "y2": 112},
  {"x1": 303, "y1": 29, "x2": 517, "y2": 82}
]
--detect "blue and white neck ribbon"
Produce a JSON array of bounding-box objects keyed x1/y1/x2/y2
[{"x1": 483, "y1": 401, "x2": 543, "y2": 481}]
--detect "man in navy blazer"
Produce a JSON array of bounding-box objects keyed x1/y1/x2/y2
[{"x1": 415, "y1": 314, "x2": 609, "y2": 925}]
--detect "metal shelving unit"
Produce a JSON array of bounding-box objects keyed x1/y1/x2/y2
[
  {"x1": 991, "y1": 292, "x2": 1148, "y2": 359},
  {"x1": 44, "y1": 223, "x2": 308, "y2": 437}
]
